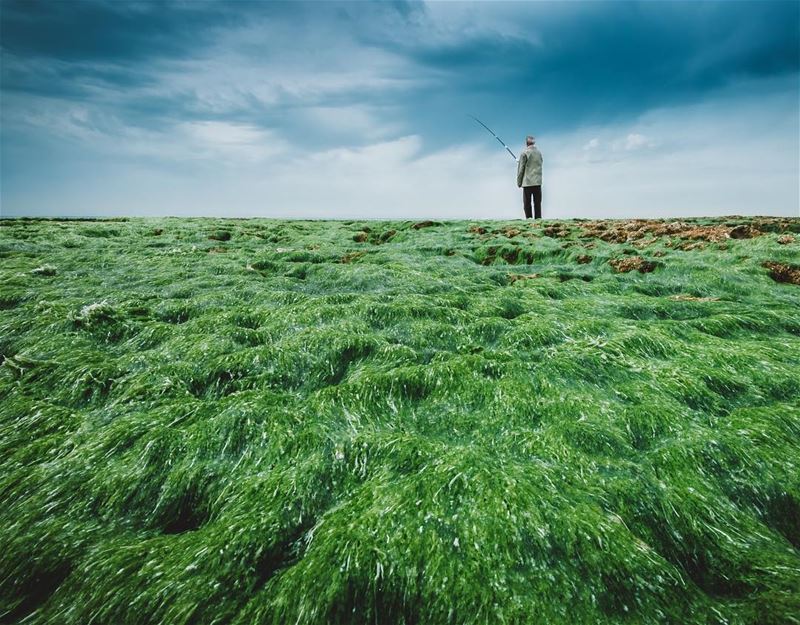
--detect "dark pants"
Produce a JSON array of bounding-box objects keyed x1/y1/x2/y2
[{"x1": 523, "y1": 185, "x2": 542, "y2": 219}]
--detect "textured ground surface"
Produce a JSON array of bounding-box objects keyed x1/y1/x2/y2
[{"x1": 1, "y1": 216, "x2": 799, "y2": 625}]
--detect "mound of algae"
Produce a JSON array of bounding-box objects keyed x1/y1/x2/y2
[{"x1": 1, "y1": 216, "x2": 798, "y2": 625}]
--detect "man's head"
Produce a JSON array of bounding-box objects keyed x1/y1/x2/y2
[{"x1": 526, "y1": 135, "x2": 535, "y2": 146}]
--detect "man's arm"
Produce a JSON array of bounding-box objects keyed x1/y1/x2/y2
[{"x1": 516, "y1": 152, "x2": 527, "y2": 187}]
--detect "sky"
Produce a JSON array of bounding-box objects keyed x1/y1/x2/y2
[{"x1": 1, "y1": 0, "x2": 798, "y2": 220}]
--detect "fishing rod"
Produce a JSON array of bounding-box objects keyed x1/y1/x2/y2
[{"x1": 469, "y1": 115, "x2": 517, "y2": 161}]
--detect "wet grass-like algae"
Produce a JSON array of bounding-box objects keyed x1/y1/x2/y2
[{"x1": 1, "y1": 216, "x2": 799, "y2": 624}]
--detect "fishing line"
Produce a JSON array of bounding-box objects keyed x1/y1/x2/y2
[{"x1": 469, "y1": 115, "x2": 517, "y2": 161}]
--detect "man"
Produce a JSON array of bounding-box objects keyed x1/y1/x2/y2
[{"x1": 516, "y1": 135, "x2": 543, "y2": 219}]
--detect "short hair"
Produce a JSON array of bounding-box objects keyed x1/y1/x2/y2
[{"x1": 526, "y1": 135, "x2": 535, "y2": 143}]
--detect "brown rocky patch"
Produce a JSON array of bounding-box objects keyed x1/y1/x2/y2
[
  {"x1": 579, "y1": 219, "x2": 770, "y2": 244},
  {"x1": 479, "y1": 245, "x2": 532, "y2": 265},
  {"x1": 378, "y1": 229, "x2": 397, "y2": 243},
  {"x1": 762, "y1": 261, "x2": 800, "y2": 285},
  {"x1": 609, "y1": 256, "x2": 658, "y2": 274},
  {"x1": 341, "y1": 251, "x2": 366, "y2": 264},
  {"x1": 508, "y1": 273, "x2": 540, "y2": 284},
  {"x1": 353, "y1": 232, "x2": 368, "y2": 243},
  {"x1": 777, "y1": 235, "x2": 796, "y2": 245},
  {"x1": 543, "y1": 226, "x2": 571, "y2": 238},
  {"x1": 752, "y1": 217, "x2": 800, "y2": 234},
  {"x1": 498, "y1": 227, "x2": 522, "y2": 238},
  {"x1": 677, "y1": 241, "x2": 706, "y2": 251},
  {"x1": 412, "y1": 220, "x2": 441, "y2": 230},
  {"x1": 576, "y1": 255, "x2": 593, "y2": 264},
  {"x1": 468, "y1": 225, "x2": 487, "y2": 235},
  {"x1": 728, "y1": 225, "x2": 761, "y2": 239},
  {"x1": 669, "y1": 294, "x2": 720, "y2": 302}
]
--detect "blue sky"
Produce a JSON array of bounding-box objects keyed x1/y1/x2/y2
[{"x1": 1, "y1": 0, "x2": 798, "y2": 219}]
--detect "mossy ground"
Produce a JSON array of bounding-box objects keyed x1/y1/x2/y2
[{"x1": 1, "y1": 216, "x2": 799, "y2": 625}]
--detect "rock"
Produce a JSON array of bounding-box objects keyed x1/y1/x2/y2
[
  {"x1": 379, "y1": 229, "x2": 397, "y2": 243},
  {"x1": 609, "y1": 256, "x2": 658, "y2": 274},
  {"x1": 340, "y1": 251, "x2": 365, "y2": 264},
  {"x1": 677, "y1": 241, "x2": 706, "y2": 251},
  {"x1": 543, "y1": 226, "x2": 570, "y2": 238},
  {"x1": 498, "y1": 227, "x2": 522, "y2": 238},
  {"x1": 578, "y1": 219, "x2": 768, "y2": 244},
  {"x1": 729, "y1": 225, "x2": 760, "y2": 239},
  {"x1": 762, "y1": 261, "x2": 800, "y2": 285},
  {"x1": 412, "y1": 220, "x2": 441, "y2": 230},
  {"x1": 508, "y1": 273, "x2": 540, "y2": 284}
]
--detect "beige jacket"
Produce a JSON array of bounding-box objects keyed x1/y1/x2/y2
[{"x1": 516, "y1": 145, "x2": 543, "y2": 187}]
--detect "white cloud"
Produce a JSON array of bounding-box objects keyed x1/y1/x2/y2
[
  {"x1": 539, "y1": 80, "x2": 798, "y2": 218},
  {"x1": 582, "y1": 138, "x2": 600, "y2": 151},
  {"x1": 3, "y1": 77, "x2": 797, "y2": 220},
  {"x1": 176, "y1": 121, "x2": 288, "y2": 163},
  {"x1": 614, "y1": 133, "x2": 657, "y2": 152},
  {"x1": 4, "y1": 92, "x2": 290, "y2": 167},
  {"x1": 298, "y1": 105, "x2": 404, "y2": 142}
]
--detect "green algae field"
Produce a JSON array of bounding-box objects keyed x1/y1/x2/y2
[{"x1": 1, "y1": 216, "x2": 799, "y2": 625}]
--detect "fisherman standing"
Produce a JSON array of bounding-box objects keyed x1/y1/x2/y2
[{"x1": 516, "y1": 136, "x2": 543, "y2": 219}]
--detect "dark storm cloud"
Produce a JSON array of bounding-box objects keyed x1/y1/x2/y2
[
  {"x1": 2, "y1": 1, "x2": 797, "y2": 105},
  {"x1": 0, "y1": 0, "x2": 225, "y2": 109},
  {"x1": 0, "y1": 0, "x2": 423, "y2": 135},
  {"x1": 370, "y1": 0, "x2": 800, "y2": 137},
  {"x1": 0, "y1": 0, "x2": 252, "y2": 63},
  {"x1": 1, "y1": 0, "x2": 797, "y2": 158}
]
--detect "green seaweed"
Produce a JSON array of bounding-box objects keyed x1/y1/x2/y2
[{"x1": 0, "y1": 216, "x2": 798, "y2": 625}]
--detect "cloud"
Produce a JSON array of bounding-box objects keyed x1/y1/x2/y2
[
  {"x1": 541, "y1": 78, "x2": 798, "y2": 218},
  {"x1": 1, "y1": 1, "x2": 797, "y2": 218},
  {"x1": 577, "y1": 133, "x2": 658, "y2": 164},
  {"x1": 1, "y1": 0, "x2": 429, "y2": 147},
  {"x1": 4, "y1": 82, "x2": 796, "y2": 220},
  {"x1": 5, "y1": 0, "x2": 797, "y2": 143},
  {"x1": 614, "y1": 133, "x2": 657, "y2": 152},
  {"x1": 175, "y1": 121, "x2": 289, "y2": 163},
  {"x1": 0, "y1": 0, "x2": 259, "y2": 63},
  {"x1": 14, "y1": 73, "x2": 800, "y2": 219},
  {"x1": 382, "y1": 0, "x2": 800, "y2": 137}
]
